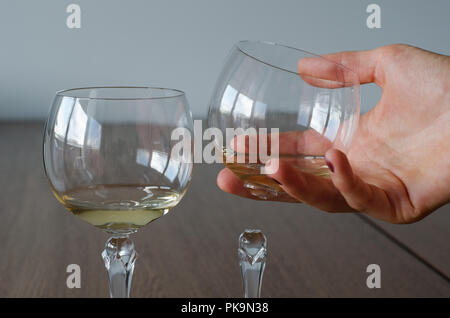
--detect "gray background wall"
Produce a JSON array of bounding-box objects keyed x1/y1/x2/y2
[{"x1": 0, "y1": 0, "x2": 449, "y2": 120}]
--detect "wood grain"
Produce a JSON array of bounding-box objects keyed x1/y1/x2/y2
[
  {"x1": 0, "y1": 122, "x2": 448, "y2": 297},
  {"x1": 371, "y1": 207, "x2": 450, "y2": 278}
]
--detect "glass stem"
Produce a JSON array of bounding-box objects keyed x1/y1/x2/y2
[
  {"x1": 238, "y1": 229, "x2": 267, "y2": 298},
  {"x1": 102, "y1": 235, "x2": 137, "y2": 298}
]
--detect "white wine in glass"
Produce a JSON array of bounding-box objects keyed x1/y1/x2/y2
[
  {"x1": 43, "y1": 87, "x2": 193, "y2": 297},
  {"x1": 56, "y1": 184, "x2": 185, "y2": 233},
  {"x1": 222, "y1": 147, "x2": 330, "y2": 198}
]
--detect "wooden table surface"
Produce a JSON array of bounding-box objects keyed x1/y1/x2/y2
[{"x1": 0, "y1": 122, "x2": 449, "y2": 298}]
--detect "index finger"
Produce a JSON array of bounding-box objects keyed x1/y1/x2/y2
[{"x1": 297, "y1": 49, "x2": 381, "y2": 88}]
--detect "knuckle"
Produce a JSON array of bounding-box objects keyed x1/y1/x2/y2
[
  {"x1": 348, "y1": 198, "x2": 368, "y2": 212},
  {"x1": 342, "y1": 183, "x2": 372, "y2": 212},
  {"x1": 380, "y1": 44, "x2": 407, "y2": 56},
  {"x1": 376, "y1": 44, "x2": 410, "y2": 65}
]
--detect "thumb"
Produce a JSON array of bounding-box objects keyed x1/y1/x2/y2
[{"x1": 325, "y1": 148, "x2": 394, "y2": 221}]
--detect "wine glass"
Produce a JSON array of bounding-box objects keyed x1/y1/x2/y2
[
  {"x1": 208, "y1": 41, "x2": 359, "y2": 201},
  {"x1": 43, "y1": 86, "x2": 193, "y2": 297}
]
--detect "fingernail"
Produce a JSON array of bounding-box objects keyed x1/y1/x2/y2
[{"x1": 325, "y1": 160, "x2": 334, "y2": 173}]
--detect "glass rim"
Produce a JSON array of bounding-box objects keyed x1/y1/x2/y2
[
  {"x1": 235, "y1": 40, "x2": 357, "y2": 80},
  {"x1": 56, "y1": 86, "x2": 186, "y2": 100}
]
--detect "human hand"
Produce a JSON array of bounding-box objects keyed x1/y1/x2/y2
[{"x1": 217, "y1": 44, "x2": 450, "y2": 223}]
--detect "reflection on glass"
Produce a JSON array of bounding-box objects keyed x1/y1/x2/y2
[
  {"x1": 164, "y1": 159, "x2": 181, "y2": 183},
  {"x1": 310, "y1": 93, "x2": 331, "y2": 135},
  {"x1": 150, "y1": 150, "x2": 168, "y2": 174},
  {"x1": 220, "y1": 85, "x2": 238, "y2": 114},
  {"x1": 136, "y1": 148, "x2": 150, "y2": 167},
  {"x1": 234, "y1": 93, "x2": 254, "y2": 119},
  {"x1": 253, "y1": 101, "x2": 267, "y2": 120}
]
